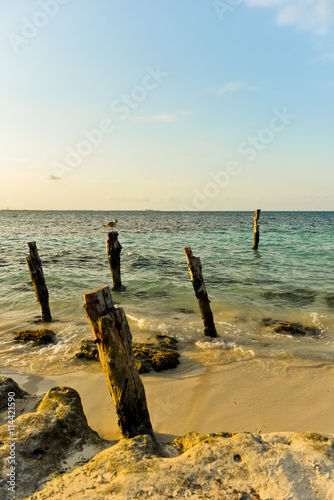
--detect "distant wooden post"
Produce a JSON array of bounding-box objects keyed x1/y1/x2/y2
[
  {"x1": 184, "y1": 246, "x2": 217, "y2": 338},
  {"x1": 83, "y1": 286, "x2": 154, "y2": 438},
  {"x1": 26, "y1": 242, "x2": 52, "y2": 322},
  {"x1": 253, "y1": 209, "x2": 261, "y2": 250},
  {"x1": 106, "y1": 232, "x2": 124, "y2": 290}
]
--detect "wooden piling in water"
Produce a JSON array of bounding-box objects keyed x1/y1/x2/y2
[
  {"x1": 26, "y1": 242, "x2": 52, "y2": 322},
  {"x1": 83, "y1": 285, "x2": 154, "y2": 438},
  {"x1": 184, "y1": 246, "x2": 217, "y2": 338},
  {"x1": 106, "y1": 231, "x2": 124, "y2": 290},
  {"x1": 253, "y1": 209, "x2": 261, "y2": 250}
]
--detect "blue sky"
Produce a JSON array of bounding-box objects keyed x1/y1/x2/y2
[{"x1": 1, "y1": 0, "x2": 334, "y2": 210}]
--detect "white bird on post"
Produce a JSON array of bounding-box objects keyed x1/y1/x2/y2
[{"x1": 103, "y1": 219, "x2": 118, "y2": 229}]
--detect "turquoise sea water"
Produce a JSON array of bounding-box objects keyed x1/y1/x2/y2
[{"x1": 1, "y1": 210, "x2": 334, "y2": 375}]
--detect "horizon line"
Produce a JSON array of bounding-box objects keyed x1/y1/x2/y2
[{"x1": 1, "y1": 209, "x2": 333, "y2": 213}]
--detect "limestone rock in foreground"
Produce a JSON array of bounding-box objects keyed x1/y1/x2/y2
[
  {"x1": 26, "y1": 431, "x2": 334, "y2": 500},
  {"x1": 0, "y1": 383, "x2": 111, "y2": 500},
  {"x1": 0, "y1": 377, "x2": 30, "y2": 413}
]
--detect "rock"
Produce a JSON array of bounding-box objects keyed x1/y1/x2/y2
[
  {"x1": 13, "y1": 329, "x2": 56, "y2": 346},
  {"x1": 260, "y1": 318, "x2": 322, "y2": 337},
  {"x1": 134, "y1": 358, "x2": 152, "y2": 374},
  {"x1": 130, "y1": 290, "x2": 170, "y2": 298},
  {"x1": 24, "y1": 431, "x2": 334, "y2": 499},
  {"x1": 0, "y1": 383, "x2": 111, "y2": 500},
  {"x1": 0, "y1": 377, "x2": 30, "y2": 413},
  {"x1": 76, "y1": 335, "x2": 180, "y2": 373},
  {"x1": 325, "y1": 293, "x2": 334, "y2": 308},
  {"x1": 2, "y1": 379, "x2": 334, "y2": 499},
  {"x1": 155, "y1": 334, "x2": 178, "y2": 350},
  {"x1": 263, "y1": 288, "x2": 315, "y2": 306},
  {"x1": 133, "y1": 335, "x2": 180, "y2": 373},
  {"x1": 260, "y1": 318, "x2": 279, "y2": 327},
  {"x1": 132, "y1": 345, "x2": 180, "y2": 373},
  {"x1": 75, "y1": 340, "x2": 99, "y2": 360},
  {"x1": 274, "y1": 323, "x2": 322, "y2": 337},
  {"x1": 176, "y1": 308, "x2": 195, "y2": 314}
]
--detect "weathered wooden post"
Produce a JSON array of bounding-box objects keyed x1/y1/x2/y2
[
  {"x1": 83, "y1": 286, "x2": 154, "y2": 438},
  {"x1": 106, "y1": 232, "x2": 124, "y2": 290},
  {"x1": 253, "y1": 209, "x2": 261, "y2": 250},
  {"x1": 184, "y1": 246, "x2": 217, "y2": 338},
  {"x1": 26, "y1": 242, "x2": 52, "y2": 322}
]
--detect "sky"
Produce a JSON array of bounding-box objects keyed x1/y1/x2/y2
[{"x1": 1, "y1": 0, "x2": 334, "y2": 211}]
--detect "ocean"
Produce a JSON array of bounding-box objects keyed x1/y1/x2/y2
[{"x1": 1, "y1": 210, "x2": 334, "y2": 377}]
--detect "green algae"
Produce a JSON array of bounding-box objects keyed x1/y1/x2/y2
[
  {"x1": 14, "y1": 329, "x2": 56, "y2": 346},
  {"x1": 75, "y1": 335, "x2": 180, "y2": 373}
]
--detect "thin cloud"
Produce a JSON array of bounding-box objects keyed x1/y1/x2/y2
[
  {"x1": 245, "y1": 0, "x2": 334, "y2": 35},
  {"x1": 205, "y1": 82, "x2": 258, "y2": 96},
  {"x1": 218, "y1": 81, "x2": 243, "y2": 95},
  {"x1": 147, "y1": 114, "x2": 178, "y2": 122},
  {"x1": 130, "y1": 111, "x2": 193, "y2": 123},
  {"x1": 314, "y1": 51, "x2": 334, "y2": 64},
  {"x1": 135, "y1": 114, "x2": 178, "y2": 123},
  {"x1": 47, "y1": 174, "x2": 62, "y2": 181},
  {"x1": 180, "y1": 110, "x2": 194, "y2": 115}
]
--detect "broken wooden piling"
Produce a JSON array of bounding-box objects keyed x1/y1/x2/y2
[
  {"x1": 106, "y1": 232, "x2": 124, "y2": 290},
  {"x1": 253, "y1": 209, "x2": 261, "y2": 250},
  {"x1": 184, "y1": 246, "x2": 217, "y2": 338},
  {"x1": 26, "y1": 242, "x2": 52, "y2": 322},
  {"x1": 83, "y1": 286, "x2": 154, "y2": 438}
]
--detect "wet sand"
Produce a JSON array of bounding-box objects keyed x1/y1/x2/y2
[{"x1": 2, "y1": 357, "x2": 334, "y2": 442}]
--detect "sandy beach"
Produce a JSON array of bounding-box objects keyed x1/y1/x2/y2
[{"x1": 3, "y1": 357, "x2": 334, "y2": 442}]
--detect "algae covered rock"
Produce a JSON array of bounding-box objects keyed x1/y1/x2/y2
[
  {"x1": 262, "y1": 288, "x2": 316, "y2": 306},
  {"x1": 325, "y1": 293, "x2": 334, "y2": 308},
  {"x1": 133, "y1": 334, "x2": 180, "y2": 373},
  {"x1": 133, "y1": 344, "x2": 180, "y2": 373},
  {"x1": 155, "y1": 333, "x2": 178, "y2": 350},
  {"x1": 75, "y1": 335, "x2": 180, "y2": 373},
  {"x1": 13, "y1": 329, "x2": 56, "y2": 346},
  {"x1": 75, "y1": 339, "x2": 99, "y2": 360},
  {"x1": 274, "y1": 323, "x2": 322, "y2": 337},
  {"x1": 261, "y1": 318, "x2": 322, "y2": 337}
]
